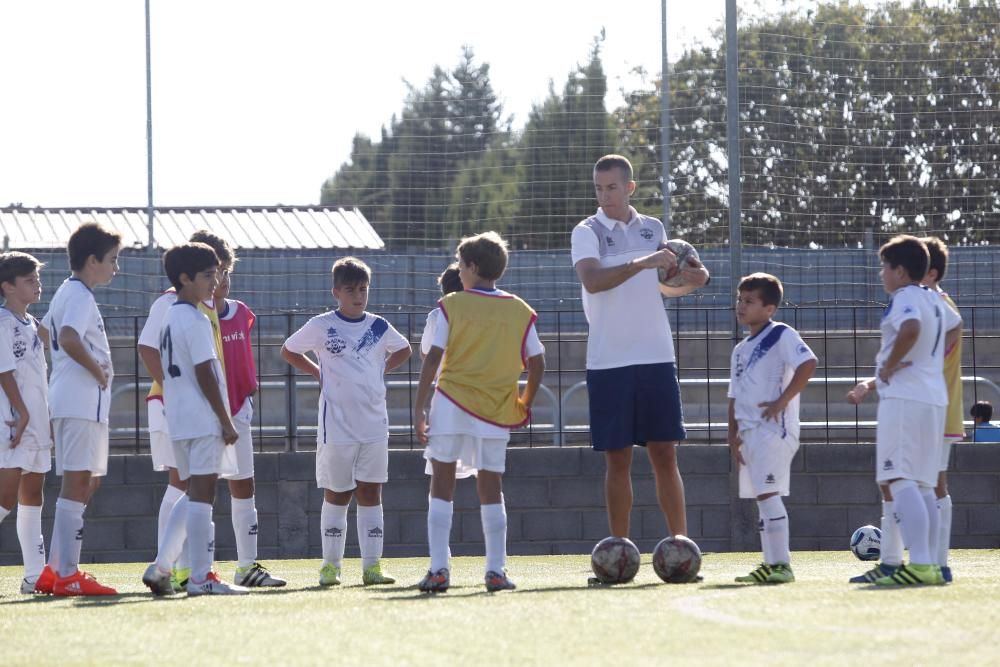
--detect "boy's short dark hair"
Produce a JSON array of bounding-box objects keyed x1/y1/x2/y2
[
  {"x1": 189, "y1": 230, "x2": 236, "y2": 266},
  {"x1": 332, "y1": 256, "x2": 371, "y2": 288},
  {"x1": 879, "y1": 235, "x2": 929, "y2": 282},
  {"x1": 0, "y1": 251, "x2": 43, "y2": 289},
  {"x1": 438, "y1": 263, "x2": 463, "y2": 296},
  {"x1": 68, "y1": 222, "x2": 122, "y2": 271},
  {"x1": 971, "y1": 400, "x2": 993, "y2": 423},
  {"x1": 920, "y1": 236, "x2": 949, "y2": 281},
  {"x1": 737, "y1": 272, "x2": 783, "y2": 307},
  {"x1": 163, "y1": 243, "x2": 220, "y2": 292},
  {"x1": 456, "y1": 231, "x2": 508, "y2": 282},
  {"x1": 594, "y1": 154, "x2": 633, "y2": 182}
]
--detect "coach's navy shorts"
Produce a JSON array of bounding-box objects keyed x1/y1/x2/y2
[{"x1": 586, "y1": 362, "x2": 687, "y2": 451}]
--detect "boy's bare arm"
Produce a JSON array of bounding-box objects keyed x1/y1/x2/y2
[
  {"x1": 878, "y1": 319, "x2": 919, "y2": 383},
  {"x1": 57, "y1": 326, "x2": 108, "y2": 388},
  {"x1": 280, "y1": 345, "x2": 320, "y2": 380},
  {"x1": 38, "y1": 325, "x2": 49, "y2": 350},
  {"x1": 759, "y1": 358, "x2": 818, "y2": 421},
  {"x1": 945, "y1": 324, "x2": 961, "y2": 355},
  {"x1": 138, "y1": 344, "x2": 164, "y2": 385},
  {"x1": 519, "y1": 353, "x2": 545, "y2": 408},
  {"x1": 385, "y1": 345, "x2": 412, "y2": 372},
  {"x1": 727, "y1": 398, "x2": 743, "y2": 464},
  {"x1": 194, "y1": 360, "x2": 238, "y2": 445},
  {"x1": 0, "y1": 371, "x2": 29, "y2": 448},
  {"x1": 413, "y1": 346, "x2": 444, "y2": 445}
]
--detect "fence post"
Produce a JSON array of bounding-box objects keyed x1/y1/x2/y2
[{"x1": 285, "y1": 312, "x2": 298, "y2": 452}]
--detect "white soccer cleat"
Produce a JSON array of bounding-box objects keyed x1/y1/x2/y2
[
  {"x1": 20, "y1": 577, "x2": 39, "y2": 595},
  {"x1": 187, "y1": 571, "x2": 250, "y2": 596},
  {"x1": 142, "y1": 563, "x2": 176, "y2": 596}
]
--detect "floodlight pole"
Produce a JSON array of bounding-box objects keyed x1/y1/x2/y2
[
  {"x1": 660, "y1": 0, "x2": 671, "y2": 237},
  {"x1": 145, "y1": 0, "x2": 155, "y2": 250},
  {"x1": 725, "y1": 0, "x2": 743, "y2": 339}
]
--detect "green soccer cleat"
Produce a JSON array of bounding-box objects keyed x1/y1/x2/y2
[
  {"x1": 849, "y1": 563, "x2": 897, "y2": 584},
  {"x1": 874, "y1": 563, "x2": 944, "y2": 586},
  {"x1": 735, "y1": 563, "x2": 773, "y2": 584},
  {"x1": 765, "y1": 563, "x2": 795, "y2": 584},
  {"x1": 170, "y1": 567, "x2": 191, "y2": 594},
  {"x1": 319, "y1": 563, "x2": 342, "y2": 587},
  {"x1": 362, "y1": 561, "x2": 396, "y2": 586}
]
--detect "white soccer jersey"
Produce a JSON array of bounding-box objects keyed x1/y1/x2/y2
[
  {"x1": 283, "y1": 311, "x2": 410, "y2": 445},
  {"x1": 427, "y1": 288, "x2": 545, "y2": 438},
  {"x1": 420, "y1": 308, "x2": 443, "y2": 357},
  {"x1": 0, "y1": 309, "x2": 50, "y2": 450},
  {"x1": 138, "y1": 290, "x2": 177, "y2": 349},
  {"x1": 570, "y1": 206, "x2": 675, "y2": 370},
  {"x1": 42, "y1": 278, "x2": 112, "y2": 423},
  {"x1": 728, "y1": 321, "x2": 817, "y2": 439},
  {"x1": 875, "y1": 284, "x2": 961, "y2": 406},
  {"x1": 160, "y1": 302, "x2": 227, "y2": 440}
]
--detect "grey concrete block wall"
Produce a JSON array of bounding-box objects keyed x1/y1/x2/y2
[{"x1": 2, "y1": 444, "x2": 999, "y2": 566}]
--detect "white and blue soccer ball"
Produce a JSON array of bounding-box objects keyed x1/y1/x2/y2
[{"x1": 850, "y1": 524, "x2": 882, "y2": 561}]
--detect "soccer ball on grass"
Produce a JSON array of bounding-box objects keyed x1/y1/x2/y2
[
  {"x1": 652, "y1": 535, "x2": 702, "y2": 583},
  {"x1": 850, "y1": 524, "x2": 881, "y2": 561},
  {"x1": 590, "y1": 536, "x2": 641, "y2": 584}
]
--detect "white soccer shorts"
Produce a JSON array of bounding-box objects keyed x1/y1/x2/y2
[
  {"x1": 875, "y1": 398, "x2": 944, "y2": 487},
  {"x1": 938, "y1": 436, "x2": 961, "y2": 473},
  {"x1": 424, "y1": 433, "x2": 509, "y2": 475},
  {"x1": 737, "y1": 426, "x2": 798, "y2": 499},
  {"x1": 53, "y1": 418, "x2": 109, "y2": 477},
  {"x1": 230, "y1": 399, "x2": 255, "y2": 481},
  {"x1": 0, "y1": 445, "x2": 51, "y2": 474},
  {"x1": 148, "y1": 399, "x2": 176, "y2": 471},
  {"x1": 315, "y1": 440, "x2": 388, "y2": 492},
  {"x1": 171, "y1": 435, "x2": 238, "y2": 481}
]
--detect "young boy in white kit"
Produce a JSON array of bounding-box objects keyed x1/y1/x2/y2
[
  {"x1": 280, "y1": 257, "x2": 411, "y2": 587},
  {"x1": 142, "y1": 242, "x2": 248, "y2": 596},
  {"x1": 728, "y1": 273, "x2": 817, "y2": 585}
]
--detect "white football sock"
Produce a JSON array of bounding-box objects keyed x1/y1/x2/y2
[
  {"x1": 357, "y1": 504, "x2": 385, "y2": 568},
  {"x1": 937, "y1": 494, "x2": 953, "y2": 567},
  {"x1": 321, "y1": 500, "x2": 349, "y2": 568},
  {"x1": 481, "y1": 498, "x2": 508, "y2": 574},
  {"x1": 756, "y1": 516, "x2": 772, "y2": 564},
  {"x1": 757, "y1": 495, "x2": 790, "y2": 565},
  {"x1": 889, "y1": 480, "x2": 931, "y2": 565},
  {"x1": 428, "y1": 497, "x2": 453, "y2": 572},
  {"x1": 230, "y1": 496, "x2": 258, "y2": 568},
  {"x1": 155, "y1": 495, "x2": 189, "y2": 572},
  {"x1": 16, "y1": 504, "x2": 45, "y2": 580},
  {"x1": 53, "y1": 498, "x2": 85, "y2": 577},
  {"x1": 922, "y1": 488, "x2": 940, "y2": 567},
  {"x1": 186, "y1": 501, "x2": 215, "y2": 584},
  {"x1": 157, "y1": 484, "x2": 185, "y2": 550},
  {"x1": 880, "y1": 499, "x2": 904, "y2": 566}
]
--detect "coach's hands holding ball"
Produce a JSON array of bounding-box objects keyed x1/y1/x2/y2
[{"x1": 633, "y1": 246, "x2": 678, "y2": 275}]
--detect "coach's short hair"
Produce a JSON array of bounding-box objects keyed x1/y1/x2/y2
[
  {"x1": 879, "y1": 235, "x2": 929, "y2": 282},
  {"x1": 738, "y1": 272, "x2": 783, "y2": 307},
  {"x1": 594, "y1": 154, "x2": 633, "y2": 182},
  {"x1": 163, "y1": 243, "x2": 219, "y2": 292},
  {"x1": 456, "y1": 231, "x2": 508, "y2": 282},
  {"x1": 921, "y1": 236, "x2": 949, "y2": 281},
  {"x1": 438, "y1": 263, "x2": 463, "y2": 296},
  {"x1": 332, "y1": 256, "x2": 371, "y2": 288},
  {"x1": 971, "y1": 400, "x2": 993, "y2": 423},
  {"x1": 189, "y1": 230, "x2": 235, "y2": 266},
  {"x1": 0, "y1": 251, "x2": 43, "y2": 289},
  {"x1": 68, "y1": 222, "x2": 122, "y2": 271}
]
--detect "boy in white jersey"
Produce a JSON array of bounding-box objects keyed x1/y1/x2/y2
[
  {"x1": 281, "y1": 257, "x2": 411, "y2": 587},
  {"x1": 728, "y1": 273, "x2": 817, "y2": 585},
  {"x1": 846, "y1": 235, "x2": 961, "y2": 586},
  {"x1": 142, "y1": 242, "x2": 248, "y2": 596},
  {"x1": 0, "y1": 253, "x2": 51, "y2": 594},
  {"x1": 919, "y1": 237, "x2": 963, "y2": 583},
  {"x1": 413, "y1": 232, "x2": 546, "y2": 593},
  {"x1": 138, "y1": 230, "x2": 284, "y2": 590},
  {"x1": 37, "y1": 222, "x2": 120, "y2": 596}
]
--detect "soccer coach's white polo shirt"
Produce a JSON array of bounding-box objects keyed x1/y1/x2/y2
[{"x1": 571, "y1": 206, "x2": 676, "y2": 370}]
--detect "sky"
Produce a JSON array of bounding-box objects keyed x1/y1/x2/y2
[{"x1": 0, "y1": 0, "x2": 728, "y2": 209}]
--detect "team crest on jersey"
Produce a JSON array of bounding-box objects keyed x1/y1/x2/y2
[
  {"x1": 325, "y1": 327, "x2": 347, "y2": 355},
  {"x1": 640, "y1": 228, "x2": 654, "y2": 240},
  {"x1": 12, "y1": 329, "x2": 26, "y2": 359}
]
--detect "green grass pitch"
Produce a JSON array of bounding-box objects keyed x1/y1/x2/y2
[{"x1": 2, "y1": 550, "x2": 998, "y2": 665}]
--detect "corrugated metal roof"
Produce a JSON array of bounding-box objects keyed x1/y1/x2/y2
[{"x1": 0, "y1": 206, "x2": 384, "y2": 251}]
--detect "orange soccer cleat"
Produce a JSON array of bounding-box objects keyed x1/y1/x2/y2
[{"x1": 52, "y1": 570, "x2": 118, "y2": 596}]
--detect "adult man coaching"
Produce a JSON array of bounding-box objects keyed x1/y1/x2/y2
[{"x1": 571, "y1": 154, "x2": 709, "y2": 558}]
